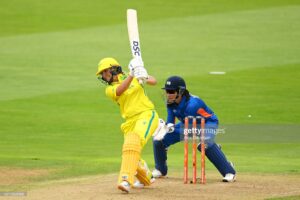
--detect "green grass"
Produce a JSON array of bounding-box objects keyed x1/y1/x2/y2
[
  {"x1": 0, "y1": 0, "x2": 300, "y2": 188},
  {"x1": 152, "y1": 143, "x2": 300, "y2": 175},
  {"x1": 1, "y1": 0, "x2": 299, "y2": 37},
  {"x1": 266, "y1": 195, "x2": 300, "y2": 200}
]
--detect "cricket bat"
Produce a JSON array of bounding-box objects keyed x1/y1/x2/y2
[{"x1": 127, "y1": 9, "x2": 144, "y2": 84}]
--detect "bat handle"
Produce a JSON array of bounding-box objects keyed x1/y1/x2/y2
[
  {"x1": 134, "y1": 57, "x2": 145, "y2": 85},
  {"x1": 138, "y1": 78, "x2": 145, "y2": 85}
]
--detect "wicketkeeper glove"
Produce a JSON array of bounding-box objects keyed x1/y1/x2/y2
[
  {"x1": 166, "y1": 123, "x2": 175, "y2": 133},
  {"x1": 152, "y1": 120, "x2": 175, "y2": 141}
]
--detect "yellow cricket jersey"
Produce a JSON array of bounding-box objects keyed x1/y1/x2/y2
[{"x1": 105, "y1": 74, "x2": 155, "y2": 119}]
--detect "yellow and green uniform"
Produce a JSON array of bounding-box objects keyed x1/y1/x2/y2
[{"x1": 105, "y1": 74, "x2": 159, "y2": 185}]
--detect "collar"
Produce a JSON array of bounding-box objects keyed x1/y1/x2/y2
[{"x1": 111, "y1": 74, "x2": 127, "y2": 85}]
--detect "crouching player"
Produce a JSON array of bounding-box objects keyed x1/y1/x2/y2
[
  {"x1": 96, "y1": 57, "x2": 159, "y2": 193},
  {"x1": 152, "y1": 76, "x2": 236, "y2": 182}
]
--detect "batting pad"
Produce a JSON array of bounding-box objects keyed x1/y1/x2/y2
[
  {"x1": 136, "y1": 159, "x2": 152, "y2": 186},
  {"x1": 119, "y1": 132, "x2": 141, "y2": 185}
]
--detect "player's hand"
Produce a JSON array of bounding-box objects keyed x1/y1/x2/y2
[
  {"x1": 134, "y1": 66, "x2": 149, "y2": 80},
  {"x1": 166, "y1": 123, "x2": 175, "y2": 133},
  {"x1": 128, "y1": 58, "x2": 144, "y2": 74},
  {"x1": 153, "y1": 119, "x2": 167, "y2": 141},
  {"x1": 153, "y1": 120, "x2": 176, "y2": 141}
]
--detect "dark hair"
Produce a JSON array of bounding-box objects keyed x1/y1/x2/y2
[{"x1": 183, "y1": 89, "x2": 190, "y2": 99}]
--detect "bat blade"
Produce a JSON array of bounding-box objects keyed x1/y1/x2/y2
[{"x1": 127, "y1": 9, "x2": 142, "y2": 60}]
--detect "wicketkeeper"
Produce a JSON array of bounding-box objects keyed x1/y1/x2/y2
[
  {"x1": 96, "y1": 57, "x2": 160, "y2": 193},
  {"x1": 152, "y1": 76, "x2": 236, "y2": 182}
]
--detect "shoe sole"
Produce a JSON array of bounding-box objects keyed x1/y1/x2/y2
[
  {"x1": 117, "y1": 185, "x2": 129, "y2": 193},
  {"x1": 222, "y1": 176, "x2": 236, "y2": 182},
  {"x1": 133, "y1": 178, "x2": 155, "y2": 188},
  {"x1": 153, "y1": 175, "x2": 167, "y2": 179},
  {"x1": 150, "y1": 177, "x2": 155, "y2": 183},
  {"x1": 222, "y1": 179, "x2": 235, "y2": 182},
  {"x1": 133, "y1": 184, "x2": 144, "y2": 189}
]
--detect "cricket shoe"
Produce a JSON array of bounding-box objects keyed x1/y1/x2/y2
[
  {"x1": 152, "y1": 169, "x2": 165, "y2": 178},
  {"x1": 133, "y1": 178, "x2": 155, "y2": 189},
  {"x1": 222, "y1": 161, "x2": 236, "y2": 182},
  {"x1": 133, "y1": 180, "x2": 144, "y2": 189},
  {"x1": 222, "y1": 173, "x2": 236, "y2": 182},
  {"x1": 117, "y1": 181, "x2": 131, "y2": 193}
]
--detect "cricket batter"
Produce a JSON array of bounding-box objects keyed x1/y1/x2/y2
[
  {"x1": 152, "y1": 76, "x2": 236, "y2": 182},
  {"x1": 96, "y1": 57, "x2": 159, "y2": 193}
]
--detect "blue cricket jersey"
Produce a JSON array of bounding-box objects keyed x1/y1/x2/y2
[{"x1": 166, "y1": 95, "x2": 218, "y2": 124}]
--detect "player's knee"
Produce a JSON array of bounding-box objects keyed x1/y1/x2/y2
[
  {"x1": 197, "y1": 142, "x2": 216, "y2": 152},
  {"x1": 123, "y1": 132, "x2": 141, "y2": 153}
]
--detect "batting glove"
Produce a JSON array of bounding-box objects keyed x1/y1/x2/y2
[
  {"x1": 134, "y1": 66, "x2": 149, "y2": 80},
  {"x1": 129, "y1": 66, "x2": 135, "y2": 77},
  {"x1": 128, "y1": 58, "x2": 144, "y2": 70}
]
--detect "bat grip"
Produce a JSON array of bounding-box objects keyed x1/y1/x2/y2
[{"x1": 138, "y1": 78, "x2": 145, "y2": 85}]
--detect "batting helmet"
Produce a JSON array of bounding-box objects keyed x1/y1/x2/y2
[
  {"x1": 96, "y1": 57, "x2": 120, "y2": 76},
  {"x1": 162, "y1": 76, "x2": 186, "y2": 91}
]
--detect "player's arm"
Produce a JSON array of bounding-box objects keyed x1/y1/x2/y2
[
  {"x1": 166, "y1": 107, "x2": 176, "y2": 124},
  {"x1": 186, "y1": 100, "x2": 212, "y2": 118},
  {"x1": 116, "y1": 75, "x2": 134, "y2": 96},
  {"x1": 146, "y1": 75, "x2": 157, "y2": 85}
]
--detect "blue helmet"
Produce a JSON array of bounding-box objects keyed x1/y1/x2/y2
[{"x1": 162, "y1": 76, "x2": 186, "y2": 91}]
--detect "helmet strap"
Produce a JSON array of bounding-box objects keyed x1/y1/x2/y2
[
  {"x1": 97, "y1": 71, "x2": 114, "y2": 85},
  {"x1": 175, "y1": 88, "x2": 185, "y2": 100},
  {"x1": 98, "y1": 66, "x2": 123, "y2": 85}
]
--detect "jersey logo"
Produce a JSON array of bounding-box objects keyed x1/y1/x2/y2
[{"x1": 197, "y1": 108, "x2": 212, "y2": 117}]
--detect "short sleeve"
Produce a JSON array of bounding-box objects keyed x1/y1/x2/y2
[{"x1": 105, "y1": 84, "x2": 119, "y2": 101}]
